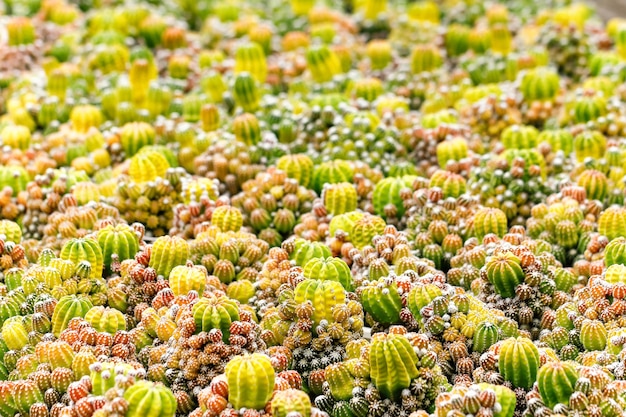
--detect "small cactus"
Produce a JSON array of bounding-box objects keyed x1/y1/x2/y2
[
  {"x1": 370, "y1": 333, "x2": 419, "y2": 401},
  {"x1": 271, "y1": 389, "x2": 312, "y2": 417},
  {"x1": 85, "y1": 306, "x2": 127, "y2": 334},
  {"x1": 225, "y1": 353, "x2": 275, "y2": 410},
  {"x1": 60, "y1": 238, "x2": 104, "y2": 279},
  {"x1": 192, "y1": 295, "x2": 240, "y2": 339},
  {"x1": 537, "y1": 361, "x2": 579, "y2": 408},
  {"x1": 149, "y1": 236, "x2": 190, "y2": 278},
  {"x1": 51, "y1": 295, "x2": 94, "y2": 337},
  {"x1": 360, "y1": 278, "x2": 403, "y2": 325},
  {"x1": 485, "y1": 252, "x2": 525, "y2": 298},
  {"x1": 498, "y1": 337, "x2": 540, "y2": 389},
  {"x1": 124, "y1": 380, "x2": 177, "y2": 417},
  {"x1": 303, "y1": 256, "x2": 354, "y2": 291},
  {"x1": 294, "y1": 279, "x2": 346, "y2": 327}
]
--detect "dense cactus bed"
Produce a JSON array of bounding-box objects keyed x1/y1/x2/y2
[{"x1": 3, "y1": 0, "x2": 626, "y2": 417}]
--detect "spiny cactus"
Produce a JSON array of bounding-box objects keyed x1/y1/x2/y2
[
  {"x1": 537, "y1": 360, "x2": 579, "y2": 408},
  {"x1": 360, "y1": 277, "x2": 403, "y2": 325},
  {"x1": 51, "y1": 295, "x2": 94, "y2": 337},
  {"x1": 124, "y1": 380, "x2": 177, "y2": 417},
  {"x1": 485, "y1": 252, "x2": 525, "y2": 298},
  {"x1": 303, "y1": 256, "x2": 354, "y2": 291},
  {"x1": 498, "y1": 337, "x2": 540, "y2": 389},
  {"x1": 192, "y1": 294, "x2": 240, "y2": 339},
  {"x1": 225, "y1": 353, "x2": 275, "y2": 410},
  {"x1": 369, "y1": 333, "x2": 419, "y2": 401},
  {"x1": 97, "y1": 224, "x2": 140, "y2": 271},
  {"x1": 84, "y1": 306, "x2": 127, "y2": 334},
  {"x1": 149, "y1": 235, "x2": 190, "y2": 278},
  {"x1": 294, "y1": 279, "x2": 346, "y2": 327},
  {"x1": 60, "y1": 238, "x2": 104, "y2": 279}
]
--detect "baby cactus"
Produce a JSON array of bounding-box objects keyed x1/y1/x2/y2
[
  {"x1": 60, "y1": 238, "x2": 104, "y2": 278},
  {"x1": 169, "y1": 263, "x2": 207, "y2": 296},
  {"x1": 473, "y1": 321, "x2": 501, "y2": 353},
  {"x1": 473, "y1": 207, "x2": 508, "y2": 242},
  {"x1": 537, "y1": 361, "x2": 579, "y2": 408},
  {"x1": 290, "y1": 239, "x2": 332, "y2": 267},
  {"x1": 604, "y1": 237, "x2": 626, "y2": 266},
  {"x1": 573, "y1": 130, "x2": 606, "y2": 162},
  {"x1": 407, "y1": 283, "x2": 442, "y2": 322},
  {"x1": 579, "y1": 319, "x2": 607, "y2": 351},
  {"x1": 234, "y1": 42, "x2": 268, "y2": 83},
  {"x1": 120, "y1": 122, "x2": 156, "y2": 157},
  {"x1": 0, "y1": 220, "x2": 21, "y2": 243},
  {"x1": 225, "y1": 353, "x2": 275, "y2": 410},
  {"x1": 232, "y1": 112, "x2": 261, "y2": 146},
  {"x1": 485, "y1": 252, "x2": 525, "y2": 298},
  {"x1": 498, "y1": 337, "x2": 540, "y2": 389},
  {"x1": 599, "y1": 206, "x2": 626, "y2": 241},
  {"x1": 1, "y1": 125, "x2": 31, "y2": 150},
  {"x1": 306, "y1": 45, "x2": 343, "y2": 83},
  {"x1": 312, "y1": 160, "x2": 354, "y2": 194},
  {"x1": 303, "y1": 256, "x2": 354, "y2": 291},
  {"x1": 192, "y1": 295, "x2": 240, "y2": 339},
  {"x1": 360, "y1": 278, "x2": 403, "y2": 325},
  {"x1": 97, "y1": 224, "x2": 140, "y2": 271},
  {"x1": 520, "y1": 67, "x2": 560, "y2": 102},
  {"x1": 323, "y1": 182, "x2": 358, "y2": 215},
  {"x1": 501, "y1": 124, "x2": 539, "y2": 150},
  {"x1": 84, "y1": 306, "x2": 127, "y2": 334},
  {"x1": 51, "y1": 295, "x2": 94, "y2": 337},
  {"x1": 276, "y1": 154, "x2": 315, "y2": 188},
  {"x1": 271, "y1": 389, "x2": 311, "y2": 417},
  {"x1": 294, "y1": 279, "x2": 346, "y2": 327},
  {"x1": 351, "y1": 214, "x2": 386, "y2": 249},
  {"x1": 372, "y1": 175, "x2": 416, "y2": 219},
  {"x1": 211, "y1": 205, "x2": 244, "y2": 232},
  {"x1": 149, "y1": 235, "x2": 190, "y2": 278},
  {"x1": 370, "y1": 333, "x2": 419, "y2": 401},
  {"x1": 124, "y1": 380, "x2": 177, "y2": 417},
  {"x1": 129, "y1": 149, "x2": 170, "y2": 183},
  {"x1": 410, "y1": 44, "x2": 443, "y2": 74}
]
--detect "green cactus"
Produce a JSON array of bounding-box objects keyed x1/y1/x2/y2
[
  {"x1": 271, "y1": 389, "x2": 311, "y2": 417},
  {"x1": 323, "y1": 182, "x2": 358, "y2": 215},
  {"x1": 276, "y1": 154, "x2": 315, "y2": 188},
  {"x1": 410, "y1": 43, "x2": 443, "y2": 74},
  {"x1": 233, "y1": 73, "x2": 260, "y2": 112},
  {"x1": 372, "y1": 175, "x2": 416, "y2": 219},
  {"x1": 84, "y1": 306, "x2": 126, "y2": 334},
  {"x1": 294, "y1": 279, "x2": 346, "y2": 327},
  {"x1": 599, "y1": 206, "x2": 626, "y2": 241},
  {"x1": 124, "y1": 380, "x2": 177, "y2": 417},
  {"x1": 473, "y1": 321, "x2": 501, "y2": 353},
  {"x1": 476, "y1": 383, "x2": 516, "y2": 417},
  {"x1": 537, "y1": 361, "x2": 579, "y2": 408},
  {"x1": 1, "y1": 317, "x2": 29, "y2": 351},
  {"x1": 211, "y1": 205, "x2": 244, "y2": 232},
  {"x1": 312, "y1": 160, "x2": 355, "y2": 194},
  {"x1": 51, "y1": 295, "x2": 93, "y2": 337},
  {"x1": 370, "y1": 333, "x2": 419, "y2": 401},
  {"x1": 192, "y1": 295, "x2": 240, "y2": 340},
  {"x1": 97, "y1": 224, "x2": 140, "y2": 271},
  {"x1": 351, "y1": 214, "x2": 386, "y2": 249},
  {"x1": 290, "y1": 239, "x2": 332, "y2": 267},
  {"x1": 225, "y1": 353, "x2": 275, "y2": 410},
  {"x1": 579, "y1": 319, "x2": 607, "y2": 351},
  {"x1": 60, "y1": 237, "x2": 104, "y2": 279},
  {"x1": 303, "y1": 257, "x2": 353, "y2": 291},
  {"x1": 120, "y1": 121, "x2": 156, "y2": 157},
  {"x1": 325, "y1": 362, "x2": 355, "y2": 400},
  {"x1": 149, "y1": 236, "x2": 190, "y2": 278},
  {"x1": 498, "y1": 337, "x2": 540, "y2": 389},
  {"x1": 168, "y1": 264, "x2": 207, "y2": 296},
  {"x1": 0, "y1": 220, "x2": 21, "y2": 243},
  {"x1": 407, "y1": 283, "x2": 442, "y2": 323},
  {"x1": 485, "y1": 252, "x2": 525, "y2": 298},
  {"x1": 501, "y1": 124, "x2": 539, "y2": 150},
  {"x1": 473, "y1": 207, "x2": 508, "y2": 242},
  {"x1": 360, "y1": 278, "x2": 403, "y2": 325},
  {"x1": 232, "y1": 112, "x2": 261, "y2": 145},
  {"x1": 306, "y1": 45, "x2": 343, "y2": 83},
  {"x1": 520, "y1": 67, "x2": 560, "y2": 102},
  {"x1": 577, "y1": 169, "x2": 608, "y2": 201}
]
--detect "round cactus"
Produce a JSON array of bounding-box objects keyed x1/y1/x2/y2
[
  {"x1": 360, "y1": 278, "x2": 403, "y2": 325},
  {"x1": 372, "y1": 175, "x2": 416, "y2": 219},
  {"x1": 520, "y1": 67, "x2": 560, "y2": 102},
  {"x1": 573, "y1": 130, "x2": 606, "y2": 162},
  {"x1": 225, "y1": 353, "x2": 275, "y2": 410},
  {"x1": 97, "y1": 224, "x2": 140, "y2": 270},
  {"x1": 407, "y1": 283, "x2": 443, "y2": 322},
  {"x1": 0, "y1": 220, "x2": 22, "y2": 243},
  {"x1": 580, "y1": 319, "x2": 607, "y2": 351},
  {"x1": 234, "y1": 42, "x2": 267, "y2": 83},
  {"x1": 233, "y1": 73, "x2": 260, "y2": 112},
  {"x1": 473, "y1": 321, "x2": 501, "y2": 353},
  {"x1": 323, "y1": 182, "x2": 358, "y2": 215},
  {"x1": 13, "y1": 380, "x2": 44, "y2": 415},
  {"x1": 570, "y1": 93, "x2": 607, "y2": 124},
  {"x1": 0, "y1": 165, "x2": 29, "y2": 196},
  {"x1": 1, "y1": 317, "x2": 29, "y2": 351},
  {"x1": 485, "y1": 252, "x2": 525, "y2": 298},
  {"x1": 70, "y1": 104, "x2": 103, "y2": 133},
  {"x1": 227, "y1": 279, "x2": 255, "y2": 303},
  {"x1": 211, "y1": 205, "x2": 243, "y2": 232},
  {"x1": 473, "y1": 207, "x2": 508, "y2": 242},
  {"x1": 149, "y1": 236, "x2": 190, "y2": 278},
  {"x1": 312, "y1": 160, "x2": 355, "y2": 194},
  {"x1": 85, "y1": 306, "x2": 127, "y2": 334},
  {"x1": 60, "y1": 237, "x2": 104, "y2": 278},
  {"x1": 294, "y1": 279, "x2": 346, "y2": 327},
  {"x1": 120, "y1": 122, "x2": 156, "y2": 157},
  {"x1": 129, "y1": 149, "x2": 170, "y2": 183},
  {"x1": 370, "y1": 333, "x2": 419, "y2": 401},
  {"x1": 290, "y1": 239, "x2": 332, "y2": 267},
  {"x1": 306, "y1": 45, "x2": 343, "y2": 83},
  {"x1": 51, "y1": 295, "x2": 93, "y2": 337},
  {"x1": 325, "y1": 362, "x2": 355, "y2": 400},
  {"x1": 604, "y1": 237, "x2": 626, "y2": 266},
  {"x1": 577, "y1": 169, "x2": 608, "y2": 201},
  {"x1": 91, "y1": 362, "x2": 135, "y2": 395},
  {"x1": 124, "y1": 380, "x2": 177, "y2": 417},
  {"x1": 232, "y1": 112, "x2": 261, "y2": 146},
  {"x1": 169, "y1": 263, "x2": 207, "y2": 296},
  {"x1": 537, "y1": 361, "x2": 579, "y2": 408},
  {"x1": 410, "y1": 44, "x2": 443, "y2": 74},
  {"x1": 192, "y1": 295, "x2": 240, "y2": 339},
  {"x1": 436, "y1": 138, "x2": 468, "y2": 168},
  {"x1": 501, "y1": 124, "x2": 539, "y2": 150},
  {"x1": 537, "y1": 129, "x2": 574, "y2": 154},
  {"x1": 445, "y1": 24, "x2": 470, "y2": 57},
  {"x1": 276, "y1": 154, "x2": 314, "y2": 188},
  {"x1": 303, "y1": 256, "x2": 353, "y2": 291},
  {"x1": 599, "y1": 206, "x2": 626, "y2": 241},
  {"x1": 476, "y1": 383, "x2": 517, "y2": 417},
  {"x1": 498, "y1": 337, "x2": 540, "y2": 389},
  {"x1": 271, "y1": 389, "x2": 311, "y2": 417},
  {"x1": 351, "y1": 214, "x2": 386, "y2": 249},
  {"x1": 1, "y1": 125, "x2": 31, "y2": 150},
  {"x1": 429, "y1": 170, "x2": 467, "y2": 198}
]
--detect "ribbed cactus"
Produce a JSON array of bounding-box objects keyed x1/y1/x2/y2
[
  {"x1": 473, "y1": 321, "x2": 501, "y2": 353},
  {"x1": 372, "y1": 175, "x2": 416, "y2": 219},
  {"x1": 232, "y1": 112, "x2": 261, "y2": 146},
  {"x1": 599, "y1": 206, "x2": 626, "y2": 241},
  {"x1": 13, "y1": 380, "x2": 44, "y2": 415},
  {"x1": 124, "y1": 380, "x2": 177, "y2": 417},
  {"x1": 329, "y1": 211, "x2": 364, "y2": 240},
  {"x1": 233, "y1": 73, "x2": 260, "y2": 112},
  {"x1": 294, "y1": 279, "x2": 346, "y2": 327},
  {"x1": 366, "y1": 40, "x2": 392, "y2": 70},
  {"x1": 485, "y1": 252, "x2": 524, "y2": 298},
  {"x1": 70, "y1": 104, "x2": 103, "y2": 133},
  {"x1": 276, "y1": 154, "x2": 315, "y2": 188},
  {"x1": 303, "y1": 257, "x2": 353, "y2": 291},
  {"x1": 0, "y1": 165, "x2": 29, "y2": 196},
  {"x1": 520, "y1": 67, "x2": 560, "y2": 101},
  {"x1": 97, "y1": 224, "x2": 140, "y2": 270},
  {"x1": 501, "y1": 124, "x2": 539, "y2": 150},
  {"x1": 410, "y1": 44, "x2": 443, "y2": 74},
  {"x1": 306, "y1": 45, "x2": 343, "y2": 83},
  {"x1": 538, "y1": 129, "x2": 574, "y2": 154},
  {"x1": 271, "y1": 389, "x2": 311, "y2": 417},
  {"x1": 0, "y1": 220, "x2": 21, "y2": 243},
  {"x1": 192, "y1": 295, "x2": 240, "y2": 339},
  {"x1": 290, "y1": 239, "x2": 332, "y2": 267},
  {"x1": 351, "y1": 214, "x2": 386, "y2": 249},
  {"x1": 473, "y1": 207, "x2": 508, "y2": 242},
  {"x1": 407, "y1": 283, "x2": 442, "y2": 322},
  {"x1": 129, "y1": 149, "x2": 170, "y2": 183},
  {"x1": 498, "y1": 337, "x2": 540, "y2": 389},
  {"x1": 577, "y1": 169, "x2": 608, "y2": 201},
  {"x1": 120, "y1": 122, "x2": 156, "y2": 157},
  {"x1": 60, "y1": 237, "x2": 104, "y2": 278},
  {"x1": 580, "y1": 319, "x2": 607, "y2": 351},
  {"x1": 436, "y1": 138, "x2": 468, "y2": 168},
  {"x1": 573, "y1": 130, "x2": 606, "y2": 163},
  {"x1": 323, "y1": 182, "x2": 358, "y2": 215},
  {"x1": 537, "y1": 361, "x2": 579, "y2": 408},
  {"x1": 1, "y1": 317, "x2": 29, "y2": 350},
  {"x1": 149, "y1": 236, "x2": 190, "y2": 278},
  {"x1": 445, "y1": 24, "x2": 470, "y2": 57},
  {"x1": 85, "y1": 306, "x2": 127, "y2": 334},
  {"x1": 227, "y1": 279, "x2": 255, "y2": 303},
  {"x1": 1, "y1": 125, "x2": 31, "y2": 150},
  {"x1": 429, "y1": 170, "x2": 466, "y2": 199},
  {"x1": 604, "y1": 237, "x2": 626, "y2": 266},
  {"x1": 370, "y1": 333, "x2": 419, "y2": 401},
  {"x1": 51, "y1": 295, "x2": 93, "y2": 337},
  {"x1": 234, "y1": 42, "x2": 267, "y2": 83},
  {"x1": 325, "y1": 362, "x2": 355, "y2": 400},
  {"x1": 211, "y1": 205, "x2": 244, "y2": 232},
  {"x1": 476, "y1": 383, "x2": 517, "y2": 417},
  {"x1": 312, "y1": 160, "x2": 354, "y2": 194},
  {"x1": 225, "y1": 353, "x2": 275, "y2": 410},
  {"x1": 360, "y1": 278, "x2": 402, "y2": 325},
  {"x1": 570, "y1": 93, "x2": 607, "y2": 124}
]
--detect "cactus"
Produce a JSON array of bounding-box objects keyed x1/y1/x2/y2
[
  {"x1": 271, "y1": 389, "x2": 311, "y2": 417},
  {"x1": 538, "y1": 129, "x2": 574, "y2": 154},
  {"x1": 537, "y1": 361, "x2": 579, "y2": 408},
  {"x1": 485, "y1": 252, "x2": 525, "y2": 298},
  {"x1": 501, "y1": 124, "x2": 539, "y2": 150},
  {"x1": 234, "y1": 42, "x2": 267, "y2": 83},
  {"x1": 70, "y1": 104, "x2": 103, "y2": 133},
  {"x1": 97, "y1": 224, "x2": 140, "y2": 271},
  {"x1": 211, "y1": 205, "x2": 244, "y2": 232},
  {"x1": 1, "y1": 125, "x2": 31, "y2": 150},
  {"x1": 192, "y1": 295, "x2": 240, "y2": 339},
  {"x1": 372, "y1": 175, "x2": 416, "y2": 219},
  {"x1": 476, "y1": 383, "x2": 516, "y2": 417},
  {"x1": 570, "y1": 92, "x2": 607, "y2": 124},
  {"x1": 129, "y1": 149, "x2": 170, "y2": 183},
  {"x1": 225, "y1": 353, "x2": 275, "y2": 410},
  {"x1": 169, "y1": 263, "x2": 207, "y2": 296},
  {"x1": 232, "y1": 112, "x2": 261, "y2": 146},
  {"x1": 306, "y1": 45, "x2": 343, "y2": 83},
  {"x1": 498, "y1": 337, "x2": 540, "y2": 389},
  {"x1": 0, "y1": 165, "x2": 29, "y2": 196},
  {"x1": 410, "y1": 44, "x2": 443, "y2": 74},
  {"x1": 599, "y1": 206, "x2": 626, "y2": 241},
  {"x1": 91, "y1": 361, "x2": 135, "y2": 395},
  {"x1": 290, "y1": 239, "x2": 332, "y2": 267},
  {"x1": 124, "y1": 381, "x2": 177, "y2": 417},
  {"x1": 149, "y1": 236, "x2": 190, "y2": 278},
  {"x1": 60, "y1": 238, "x2": 104, "y2": 279},
  {"x1": 323, "y1": 182, "x2": 358, "y2": 215},
  {"x1": 473, "y1": 321, "x2": 501, "y2": 353},
  {"x1": 360, "y1": 278, "x2": 403, "y2": 325},
  {"x1": 574, "y1": 130, "x2": 606, "y2": 162},
  {"x1": 436, "y1": 138, "x2": 468, "y2": 168},
  {"x1": 0, "y1": 220, "x2": 21, "y2": 243},
  {"x1": 276, "y1": 154, "x2": 315, "y2": 188},
  {"x1": 577, "y1": 169, "x2": 608, "y2": 201},
  {"x1": 407, "y1": 283, "x2": 442, "y2": 322},
  {"x1": 120, "y1": 122, "x2": 156, "y2": 157},
  {"x1": 473, "y1": 207, "x2": 508, "y2": 242},
  {"x1": 580, "y1": 319, "x2": 607, "y2": 351},
  {"x1": 604, "y1": 237, "x2": 626, "y2": 266},
  {"x1": 429, "y1": 170, "x2": 466, "y2": 199},
  {"x1": 51, "y1": 295, "x2": 93, "y2": 337},
  {"x1": 370, "y1": 333, "x2": 419, "y2": 401},
  {"x1": 7, "y1": 17, "x2": 36, "y2": 46},
  {"x1": 227, "y1": 279, "x2": 255, "y2": 303},
  {"x1": 520, "y1": 67, "x2": 560, "y2": 102},
  {"x1": 1, "y1": 317, "x2": 29, "y2": 351},
  {"x1": 445, "y1": 24, "x2": 470, "y2": 57},
  {"x1": 351, "y1": 214, "x2": 386, "y2": 249},
  {"x1": 294, "y1": 279, "x2": 346, "y2": 327},
  {"x1": 233, "y1": 73, "x2": 260, "y2": 112},
  {"x1": 303, "y1": 257, "x2": 353, "y2": 291},
  {"x1": 312, "y1": 160, "x2": 355, "y2": 194},
  {"x1": 325, "y1": 362, "x2": 355, "y2": 400},
  {"x1": 13, "y1": 380, "x2": 44, "y2": 415},
  {"x1": 85, "y1": 306, "x2": 127, "y2": 334}
]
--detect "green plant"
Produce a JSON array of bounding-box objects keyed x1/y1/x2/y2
[
  {"x1": 498, "y1": 337, "x2": 540, "y2": 389},
  {"x1": 225, "y1": 353, "x2": 275, "y2": 410},
  {"x1": 370, "y1": 333, "x2": 419, "y2": 401}
]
